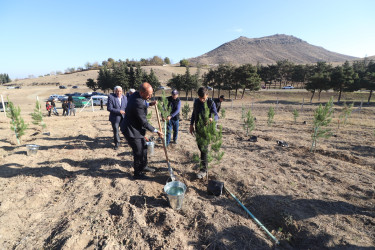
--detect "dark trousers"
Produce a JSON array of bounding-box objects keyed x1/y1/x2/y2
[
  {"x1": 126, "y1": 137, "x2": 148, "y2": 175},
  {"x1": 166, "y1": 118, "x2": 179, "y2": 145},
  {"x1": 198, "y1": 143, "x2": 208, "y2": 171},
  {"x1": 111, "y1": 120, "x2": 122, "y2": 145}
]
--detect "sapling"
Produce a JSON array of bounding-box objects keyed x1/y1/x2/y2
[
  {"x1": 338, "y1": 102, "x2": 354, "y2": 129},
  {"x1": 243, "y1": 109, "x2": 255, "y2": 137},
  {"x1": 292, "y1": 109, "x2": 299, "y2": 124},
  {"x1": 267, "y1": 107, "x2": 275, "y2": 126},
  {"x1": 31, "y1": 99, "x2": 46, "y2": 130},
  {"x1": 157, "y1": 91, "x2": 172, "y2": 144},
  {"x1": 182, "y1": 102, "x2": 191, "y2": 120},
  {"x1": 220, "y1": 108, "x2": 226, "y2": 119},
  {"x1": 6, "y1": 98, "x2": 28, "y2": 145},
  {"x1": 195, "y1": 102, "x2": 224, "y2": 179},
  {"x1": 311, "y1": 97, "x2": 334, "y2": 152}
]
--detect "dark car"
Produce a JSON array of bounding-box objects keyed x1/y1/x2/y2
[
  {"x1": 59, "y1": 85, "x2": 67, "y2": 89},
  {"x1": 72, "y1": 86, "x2": 79, "y2": 89}
]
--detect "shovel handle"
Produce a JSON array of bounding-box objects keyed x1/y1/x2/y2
[{"x1": 155, "y1": 105, "x2": 170, "y2": 163}]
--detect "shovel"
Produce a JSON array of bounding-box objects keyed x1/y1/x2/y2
[{"x1": 155, "y1": 105, "x2": 176, "y2": 181}]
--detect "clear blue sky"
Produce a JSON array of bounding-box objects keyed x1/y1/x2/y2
[{"x1": 1, "y1": 0, "x2": 375, "y2": 79}]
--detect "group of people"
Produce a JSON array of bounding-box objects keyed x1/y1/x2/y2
[
  {"x1": 107, "y1": 83, "x2": 225, "y2": 180},
  {"x1": 45, "y1": 98, "x2": 76, "y2": 116}
]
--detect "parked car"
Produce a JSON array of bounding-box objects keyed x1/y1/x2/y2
[
  {"x1": 282, "y1": 85, "x2": 294, "y2": 89},
  {"x1": 57, "y1": 95, "x2": 68, "y2": 101},
  {"x1": 48, "y1": 94, "x2": 60, "y2": 102},
  {"x1": 72, "y1": 96, "x2": 90, "y2": 108},
  {"x1": 0, "y1": 102, "x2": 9, "y2": 112},
  {"x1": 92, "y1": 95, "x2": 108, "y2": 106},
  {"x1": 72, "y1": 86, "x2": 79, "y2": 89},
  {"x1": 81, "y1": 92, "x2": 93, "y2": 98},
  {"x1": 59, "y1": 85, "x2": 67, "y2": 89},
  {"x1": 206, "y1": 86, "x2": 213, "y2": 90}
]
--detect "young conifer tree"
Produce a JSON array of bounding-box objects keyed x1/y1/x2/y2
[
  {"x1": 195, "y1": 102, "x2": 224, "y2": 176},
  {"x1": 243, "y1": 109, "x2": 255, "y2": 136},
  {"x1": 220, "y1": 108, "x2": 226, "y2": 119},
  {"x1": 31, "y1": 99, "x2": 46, "y2": 130},
  {"x1": 338, "y1": 102, "x2": 354, "y2": 129},
  {"x1": 6, "y1": 98, "x2": 28, "y2": 145},
  {"x1": 157, "y1": 90, "x2": 172, "y2": 144},
  {"x1": 311, "y1": 97, "x2": 334, "y2": 152},
  {"x1": 182, "y1": 102, "x2": 191, "y2": 120},
  {"x1": 267, "y1": 107, "x2": 275, "y2": 126},
  {"x1": 292, "y1": 109, "x2": 299, "y2": 124}
]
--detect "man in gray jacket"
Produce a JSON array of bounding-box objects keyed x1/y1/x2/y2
[{"x1": 107, "y1": 86, "x2": 127, "y2": 150}]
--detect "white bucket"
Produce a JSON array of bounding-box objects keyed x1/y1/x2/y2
[
  {"x1": 26, "y1": 144, "x2": 40, "y2": 156},
  {"x1": 146, "y1": 141, "x2": 154, "y2": 156},
  {"x1": 164, "y1": 181, "x2": 186, "y2": 210}
]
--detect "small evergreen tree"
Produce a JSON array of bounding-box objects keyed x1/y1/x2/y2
[
  {"x1": 31, "y1": 100, "x2": 46, "y2": 130},
  {"x1": 6, "y1": 98, "x2": 28, "y2": 145},
  {"x1": 157, "y1": 91, "x2": 172, "y2": 144},
  {"x1": 195, "y1": 102, "x2": 224, "y2": 176},
  {"x1": 220, "y1": 108, "x2": 226, "y2": 119},
  {"x1": 267, "y1": 107, "x2": 275, "y2": 126},
  {"x1": 182, "y1": 103, "x2": 191, "y2": 120},
  {"x1": 243, "y1": 109, "x2": 255, "y2": 136},
  {"x1": 338, "y1": 102, "x2": 354, "y2": 129},
  {"x1": 311, "y1": 97, "x2": 334, "y2": 152},
  {"x1": 292, "y1": 109, "x2": 299, "y2": 124}
]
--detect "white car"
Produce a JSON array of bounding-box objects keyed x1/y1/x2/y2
[
  {"x1": 91, "y1": 95, "x2": 108, "y2": 106},
  {"x1": 282, "y1": 85, "x2": 294, "y2": 89}
]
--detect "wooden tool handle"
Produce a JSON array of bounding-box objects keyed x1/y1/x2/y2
[{"x1": 154, "y1": 105, "x2": 169, "y2": 162}]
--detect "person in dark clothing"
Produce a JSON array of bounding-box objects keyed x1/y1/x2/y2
[
  {"x1": 213, "y1": 95, "x2": 225, "y2": 114},
  {"x1": 120, "y1": 82, "x2": 163, "y2": 180},
  {"x1": 100, "y1": 99, "x2": 104, "y2": 110},
  {"x1": 46, "y1": 101, "x2": 52, "y2": 116},
  {"x1": 189, "y1": 87, "x2": 218, "y2": 179},
  {"x1": 107, "y1": 86, "x2": 127, "y2": 150},
  {"x1": 62, "y1": 100, "x2": 68, "y2": 116},
  {"x1": 166, "y1": 89, "x2": 181, "y2": 146}
]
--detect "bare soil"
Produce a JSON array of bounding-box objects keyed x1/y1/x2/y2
[{"x1": 0, "y1": 85, "x2": 374, "y2": 249}]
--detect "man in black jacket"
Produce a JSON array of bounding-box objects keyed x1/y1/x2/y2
[
  {"x1": 166, "y1": 89, "x2": 181, "y2": 146},
  {"x1": 189, "y1": 87, "x2": 218, "y2": 179},
  {"x1": 213, "y1": 95, "x2": 225, "y2": 114},
  {"x1": 121, "y1": 82, "x2": 163, "y2": 180}
]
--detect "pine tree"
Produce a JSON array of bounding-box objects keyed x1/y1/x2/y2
[
  {"x1": 195, "y1": 102, "x2": 224, "y2": 175},
  {"x1": 311, "y1": 97, "x2": 334, "y2": 152},
  {"x1": 220, "y1": 108, "x2": 226, "y2": 119},
  {"x1": 267, "y1": 107, "x2": 275, "y2": 126},
  {"x1": 338, "y1": 102, "x2": 354, "y2": 129},
  {"x1": 292, "y1": 109, "x2": 299, "y2": 124},
  {"x1": 6, "y1": 98, "x2": 28, "y2": 145},
  {"x1": 157, "y1": 91, "x2": 172, "y2": 144},
  {"x1": 243, "y1": 109, "x2": 255, "y2": 136},
  {"x1": 182, "y1": 103, "x2": 191, "y2": 120},
  {"x1": 31, "y1": 99, "x2": 46, "y2": 130}
]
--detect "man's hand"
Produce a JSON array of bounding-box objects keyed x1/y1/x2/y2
[
  {"x1": 120, "y1": 110, "x2": 125, "y2": 115},
  {"x1": 189, "y1": 124, "x2": 195, "y2": 135},
  {"x1": 149, "y1": 101, "x2": 157, "y2": 106},
  {"x1": 157, "y1": 131, "x2": 163, "y2": 138},
  {"x1": 209, "y1": 117, "x2": 213, "y2": 122},
  {"x1": 167, "y1": 116, "x2": 171, "y2": 121}
]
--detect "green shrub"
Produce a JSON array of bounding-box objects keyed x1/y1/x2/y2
[
  {"x1": 182, "y1": 103, "x2": 191, "y2": 120},
  {"x1": 267, "y1": 107, "x2": 275, "y2": 126},
  {"x1": 311, "y1": 97, "x2": 334, "y2": 152},
  {"x1": 6, "y1": 98, "x2": 28, "y2": 145}
]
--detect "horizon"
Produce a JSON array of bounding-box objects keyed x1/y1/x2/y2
[{"x1": 1, "y1": 0, "x2": 375, "y2": 79}]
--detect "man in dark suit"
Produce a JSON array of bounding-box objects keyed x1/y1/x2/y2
[
  {"x1": 107, "y1": 86, "x2": 127, "y2": 150},
  {"x1": 121, "y1": 82, "x2": 163, "y2": 180}
]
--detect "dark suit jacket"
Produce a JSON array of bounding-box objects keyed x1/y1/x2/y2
[
  {"x1": 107, "y1": 93, "x2": 127, "y2": 124},
  {"x1": 121, "y1": 91, "x2": 155, "y2": 139}
]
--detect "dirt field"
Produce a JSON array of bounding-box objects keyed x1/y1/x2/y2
[{"x1": 0, "y1": 85, "x2": 374, "y2": 249}]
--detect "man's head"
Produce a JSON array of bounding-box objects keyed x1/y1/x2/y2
[
  {"x1": 171, "y1": 89, "x2": 179, "y2": 99},
  {"x1": 197, "y1": 87, "x2": 208, "y2": 103},
  {"x1": 219, "y1": 95, "x2": 225, "y2": 102},
  {"x1": 114, "y1": 86, "x2": 123, "y2": 98},
  {"x1": 139, "y1": 82, "x2": 153, "y2": 100},
  {"x1": 129, "y1": 88, "x2": 136, "y2": 95}
]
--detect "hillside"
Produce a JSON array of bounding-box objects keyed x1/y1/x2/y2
[
  {"x1": 11, "y1": 66, "x2": 207, "y2": 87},
  {"x1": 188, "y1": 34, "x2": 359, "y2": 66}
]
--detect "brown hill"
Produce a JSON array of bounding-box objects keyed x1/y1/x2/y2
[{"x1": 188, "y1": 34, "x2": 358, "y2": 66}]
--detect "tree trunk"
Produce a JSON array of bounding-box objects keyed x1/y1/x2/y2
[
  {"x1": 338, "y1": 88, "x2": 342, "y2": 103},
  {"x1": 310, "y1": 90, "x2": 315, "y2": 103},
  {"x1": 235, "y1": 88, "x2": 238, "y2": 100},
  {"x1": 318, "y1": 90, "x2": 322, "y2": 101},
  {"x1": 191, "y1": 90, "x2": 193, "y2": 100},
  {"x1": 367, "y1": 89, "x2": 373, "y2": 104},
  {"x1": 241, "y1": 87, "x2": 246, "y2": 99},
  {"x1": 218, "y1": 88, "x2": 221, "y2": 98},
  {"x1": 186, "y1": 91, "x2": 188, "y2": 101},
  {"x1": 212, "y1": 88, "x2": 215, "y2": 99},
  {"x1": 228, "y1": 89, "x2": 231, "y2": 99}
]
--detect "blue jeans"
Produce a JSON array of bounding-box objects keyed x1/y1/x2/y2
[{"x1": 166, "y1": 118, "x2": 179, "y2": 145}]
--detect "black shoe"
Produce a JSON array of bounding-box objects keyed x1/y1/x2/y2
[
  {"x1": 133, "y1": 173, "x2": 149, "y2": 180},
  {"x1": 143, "y1": 166, "x2": 156, "y2": 173}
]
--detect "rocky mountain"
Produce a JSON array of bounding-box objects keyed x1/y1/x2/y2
[{"x1": 188, "y1": 34, "x2": 359, "y2": 65}]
